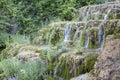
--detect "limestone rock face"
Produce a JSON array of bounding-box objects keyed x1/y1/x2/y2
[{"x1": 94, "y1": 37, "x2": 120, "y2": 80}]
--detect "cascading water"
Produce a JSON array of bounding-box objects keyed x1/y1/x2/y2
[
  {"x1": 84, "y1": 29, "x2": 89, "y2": 48},
  {"x1": 82, "y1": 7, "x2": 90, "y2": 23},
  {"x1": 64, "y1": 23, "x2": 72, "y2": 43},
  {"x1": 82, "y1": 7, "x2": 91, "y2": 48},
  {"x1": 98, "y1": 9, "x2": 112, "y2": 51},
  {"x1": 113, "y1": 4, "x2": 118, "y2": 18},
  {"x1": 49, "y1": 2, "x2": 120, "y2": 79},
  {"x1": 98, "y1": 26, "x2": 104, "y2": 48},
  {"x1": 79, "y1": 6, "x2": 112, "y2": 51},
  {"x1": 104, "y1": 9, "x2": 112, "y2": 20}
]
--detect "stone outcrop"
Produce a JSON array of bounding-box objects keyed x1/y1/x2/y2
[
  {"x1": 0, "y1": 43, "x2": 43, "y2": 61},
  {"x1": 94, "y1": 36, "x2": 120, "y2": 80}
]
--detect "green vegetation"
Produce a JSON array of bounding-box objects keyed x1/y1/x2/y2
[
  {"x1": 0, "y1": 0, "x2": 97, "y2": 35},
  {"x1": 114, "y1": 34, "x2": 120, "y2": 39},
  {"x1": 56, "y1": 54, "x2": 98, "y2": 79},
  {"x1": 88, "y1": 28, "x2": 99, "y2": 49},
  {"x1": 80, "y1": 29, "x2": 86, "y2": 47},
  {"x1": 0, "y1": 58, "x2": 46, "y2": 80},
  {"x1": 0, "y1": 0, "x2": 119, "y2": 79},
  {"x1": 105, "y1": 23, "x2": 120, "y2": 37}
]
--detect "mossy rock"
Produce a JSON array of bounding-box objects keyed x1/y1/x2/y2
[
  {"x1": 49, "y1": 26, "x2": 64, "y2": 45},
  {"x1": 113, "y1": 34, "x2": 120, "y2": 39},
  {"x1": 0, "y1": 43, "x2": 42, "y2": 61},
  {"x1": 108, "y1": 8, "x2": 120, "y2": 19},
  {"x1": 80, "y1": 29, "x2": 86, "y2": 47},
  {"x1": 0, "y1": 43, "x2": 22, "y2": 60},
  {"x1": 105, "y1": 21, "x2": 120, "y2": 36},
  {"x1": 56, "y1": 53, "x2": 98, "y2": 79},
  {"x1": 88, "y1": 28, "x2": 99, "y2": 49},
  {"x1": 33, "y1": 28, "x2": 50, "y2": 45},
  {"x1": 46, "y1": 76, "x2": 55, "y2": 80}
]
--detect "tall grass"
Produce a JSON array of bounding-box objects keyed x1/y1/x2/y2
[
  {"x1": 0, "y1": 31, "x2": 30, "y2": 49},
  {"x1": 11, "y1": 34, "x2": 30, "y2": 44},
  {"x1": 0, "y1": 31, "x2": 9, "y2": 47},
  {"x1": 0, "y1": 58, "x2": 46, "y2": 80}
]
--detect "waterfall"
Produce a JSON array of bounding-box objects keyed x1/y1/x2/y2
[
  {"x1": 82, "y1": 7, "x2": 91, "y2": 23},
  {"x1": 9, "y1": 77, "x2": 16, "y2": 80},
  {"x1": 84, "y1": 29, "x2": 89, "y2": 48},
  {"x1": 64, "y1": 23, "x2": 72, "y2": 42},
  {"x1": 98, "y1": 9, "x2": 111, "y2": 51},
  {"x1": 113, "y1": 4, "x2": 117, "y2": 18},
  {"x1": 98, "y1": 26, "x2": 104, "y2": 48},
  {"x1": 104, "y1": 9, "x2": 112, "y2": 20},
  {"x1": 81, "y1": 7, "x2": 91, "y2": 48}
]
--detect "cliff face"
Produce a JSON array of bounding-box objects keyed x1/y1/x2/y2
[{"x1": 94, "y1": 36, "x2": 120, "y2": 80}]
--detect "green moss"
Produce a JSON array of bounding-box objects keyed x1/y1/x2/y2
[
  {"x1": 116, "y1": 14, "x2": 120, "y2": 19},
  {"x1": 88, "y1": 28, "x2": 99, "y2": 49},
  {"x1": 0, "y1": 72, "x2": 5, "y2": 78},
  {"x1": 46, "y1": 75, "x2": 55, "y2": 80},
  {"x1": 84, "y1": 54, "x2": 98, "y2": 72},
  {"x1": 0, "y1": 44, "x2": 21, "y2": 60},
  {"x1": 108, "y1": 9, "x2": 120, "y2": 19},
  {"x1": 108, "y1": 10, "x2": 114, "y2": 19},
  {"x1": 57, "y1": 57, "x2": 71, "y2": 79},
  {"x1": 33, "y1": 28, "x2": 50, "y2": 45},
  {"x1": 80, "y1": 28, "x2": 86, "y2": 47},
  {"x1": 115, "y1": 9, "x2": 120, "y2": 19},
  {"x1": 56, "y1": 54, "x2": 98, "y2": 79},
  {"x1": 105, "y1": 23, "x2": 119, "y2": 37},
  {"x1": 47, "y1": 62, "x2": 54, "y2": 75},
  {"x1": 114, "y1": 34, "x2": 120, "y2": 39},
  {"x1": 49, "y1": 27, "x2": 63, "y2": 45}
]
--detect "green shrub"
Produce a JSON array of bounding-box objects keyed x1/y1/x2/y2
[
  {"x1": 11, "y1": 34, "x2": 30, "y2": 44},
  {"x1": 0, "y1": 58, "x2": 46, "y2": 80},
  {"x1": 0, "y1": 31, "x2": 10, "y2": 48}
]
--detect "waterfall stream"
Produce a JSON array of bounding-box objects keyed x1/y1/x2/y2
[
  {"x1": 82, "y1": 7, "x2": 90, "y2": 23},
  {"x1": 49, "y1": 2, "x2": 120, "y2": 79},
  {"x1": 84, "y1": 29, "x2": 89, "y2": 48},
  {"x1": 82, "y1": 7, "x2": 91, "y2": 48},
  {"x1": 79, "y1": 6, "x2": 112, "y2": 52},
  {"x1": 98, "y1": 9, "x2": 112, "y2": 50},
  {"x1": 64, "y1": 23, "x2": 72, "y2": 43}
]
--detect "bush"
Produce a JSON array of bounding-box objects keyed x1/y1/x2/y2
[{"x1": 0, "y1": 58, "x2": 46, "y2": 80}]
